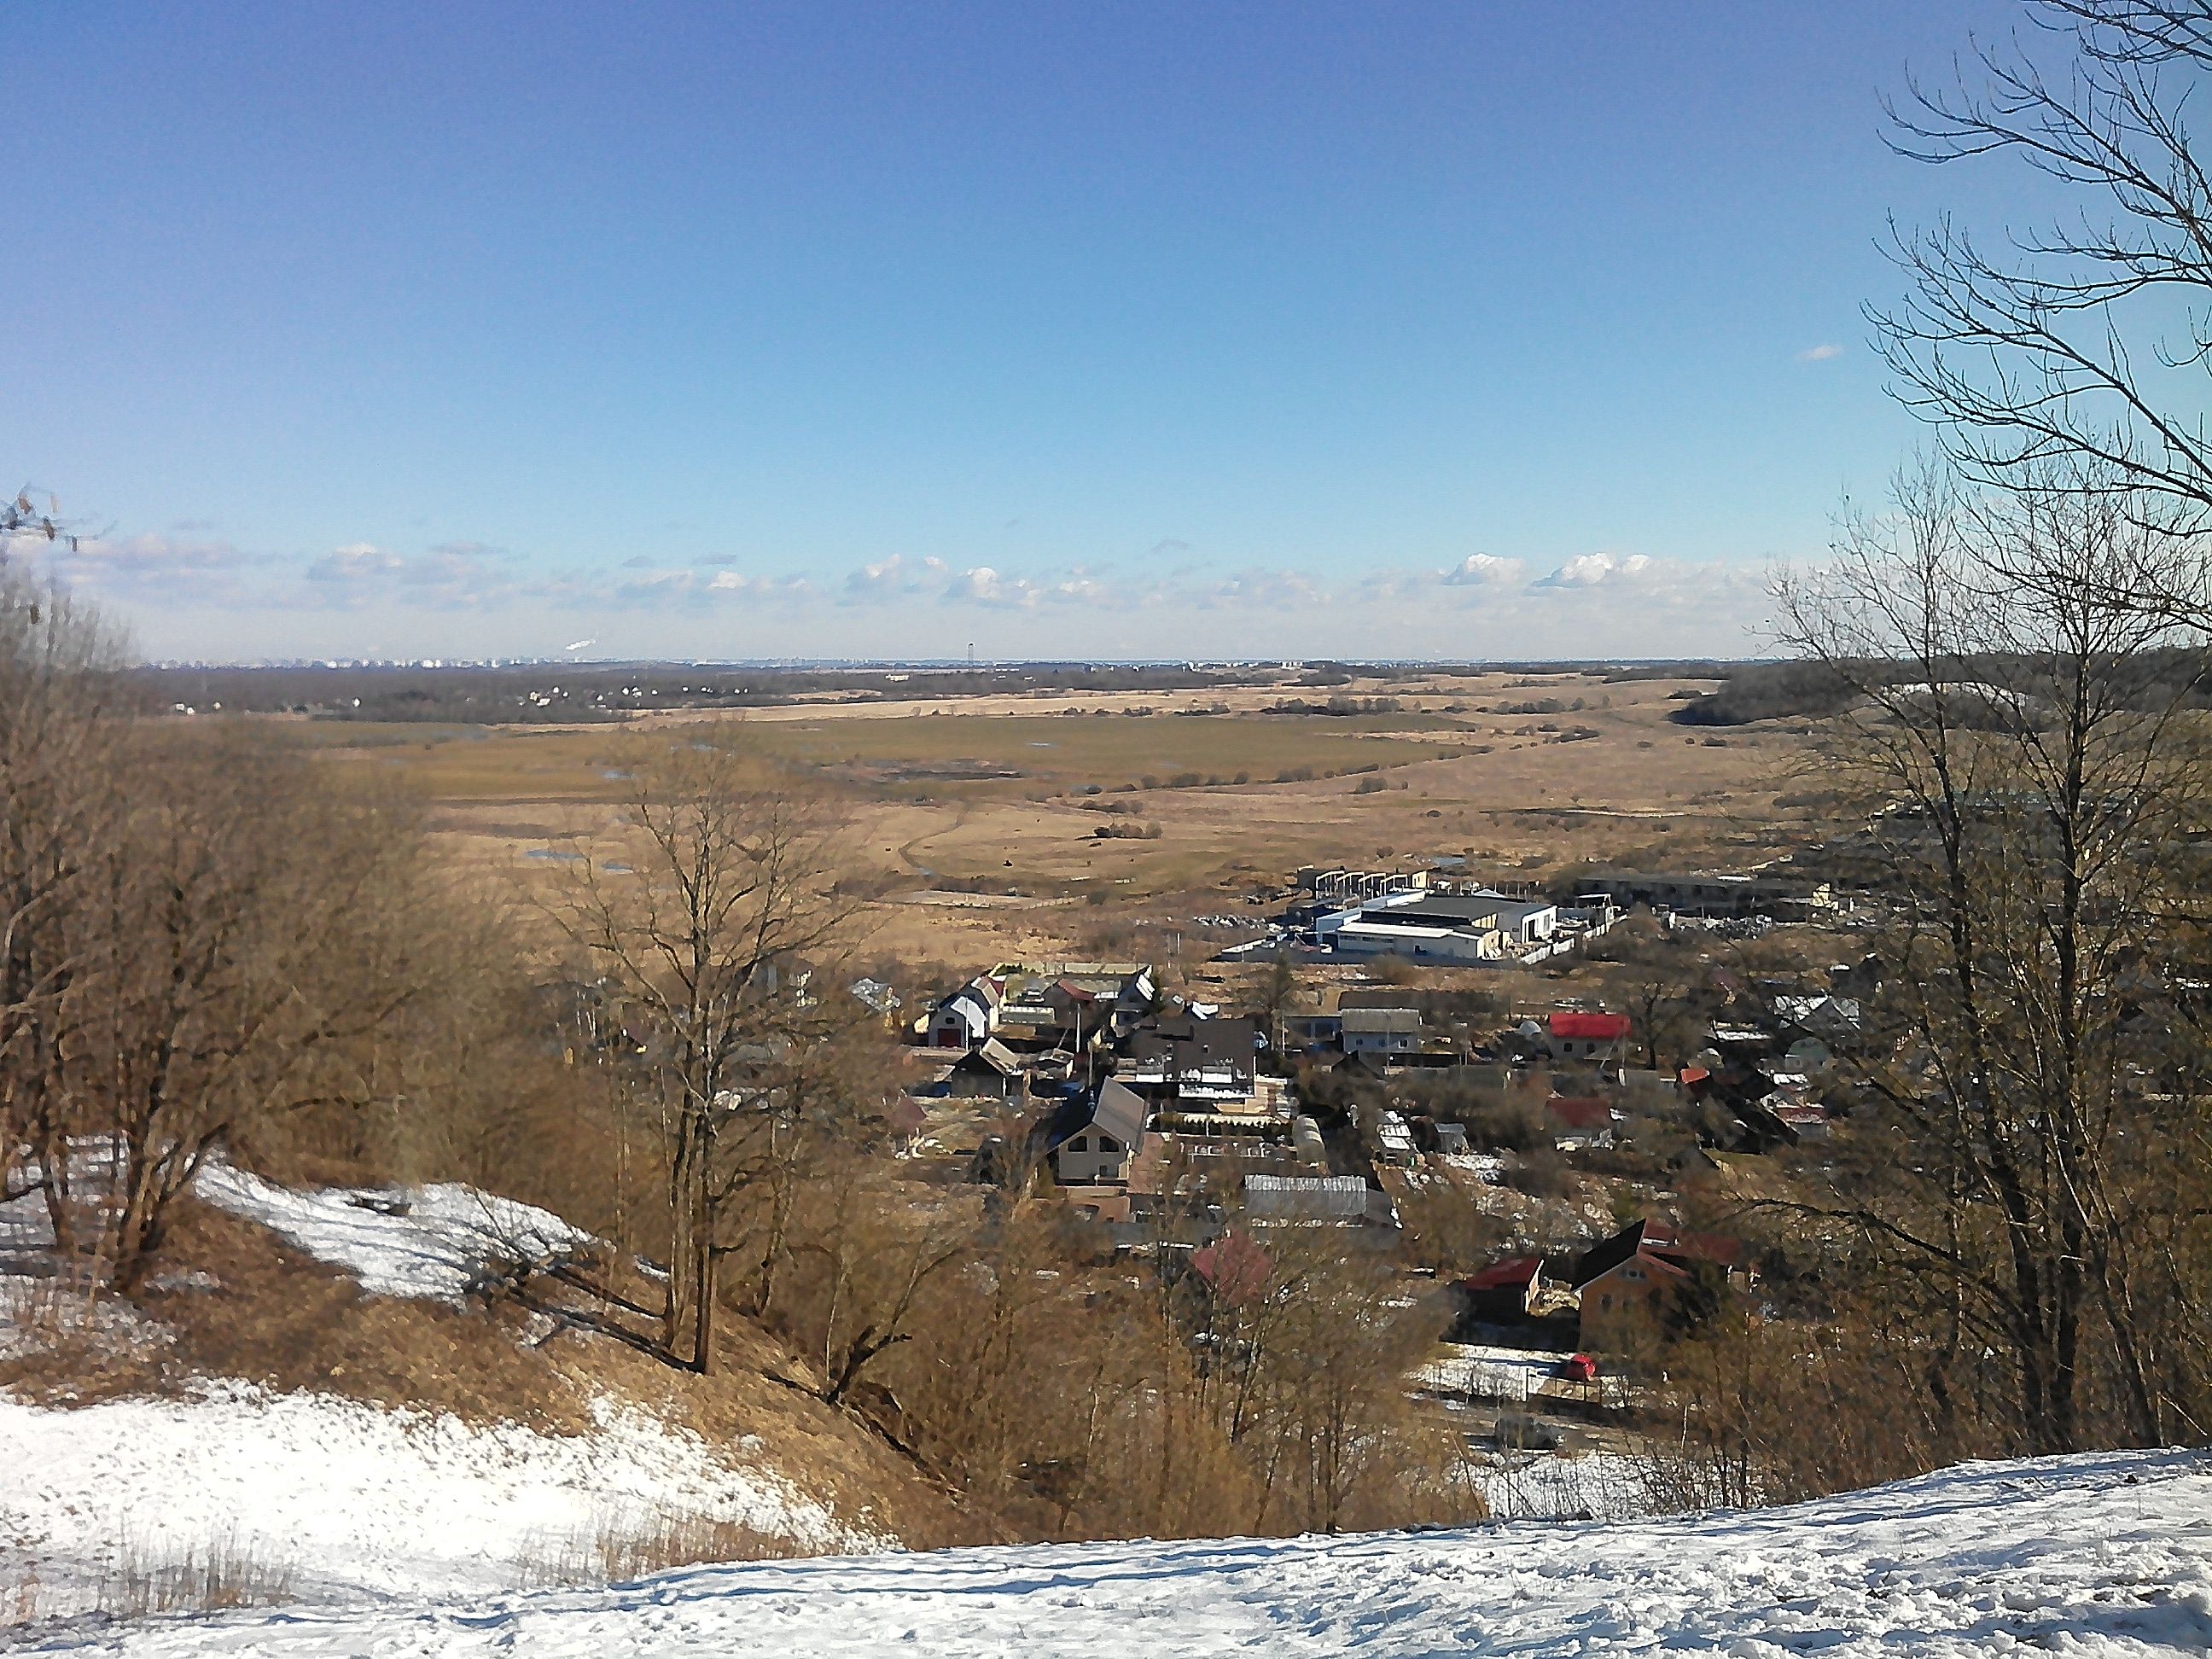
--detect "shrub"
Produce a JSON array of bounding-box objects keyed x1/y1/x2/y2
[{"x1": 1501, "y1": 1145, "x2": 1571, "y2": 1198}]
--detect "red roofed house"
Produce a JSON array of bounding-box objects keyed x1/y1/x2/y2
[
  {"x1": 1458, "y1": 1255, "x2": 1545, "y2": 1321},
  {"x1": 1547, "y1": 1010, "x2": 1632, "y2": 1062},
  {"x1": 1190, "y1": 1228, "x2": 1272, "y2": 1307}
]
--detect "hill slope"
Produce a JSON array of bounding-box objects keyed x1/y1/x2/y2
[{"x1": 33, "y1": 1450, "x2": 2212, "y2": 1656}]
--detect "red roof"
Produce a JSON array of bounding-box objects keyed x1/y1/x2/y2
[
  {"x1": 1550, "y1": 1011, "x2": 1631, "y2": 1042},
  {"x1": 1641, "y1": 1220, "x2": 1745, "y2": 1269},
  {"x1": 1190, "y1": 1229, "x2": 1272, "y2": 1306},
  {"x1": 1462, "y1": 1255, "x2": 1544, "y2": 1292}
]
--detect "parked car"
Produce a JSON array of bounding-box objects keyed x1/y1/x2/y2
[{"x1": 1494, "y1": 1413, "x2": 1562, "y2": 1451}]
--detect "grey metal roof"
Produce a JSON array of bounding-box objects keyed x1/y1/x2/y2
[{"x1": 1340, "y1": 1007, "x2": 1422, "y2": 1034}]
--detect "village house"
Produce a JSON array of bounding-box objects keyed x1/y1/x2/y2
[
  {"x1": 1545, "y1": 1010, "x2": 1631, "y2": 1063},
  {"x1": 1279, "y1": 1011, "x2": 1345, "y2": 1052},
  {"x1": 1117, "y1": 1014, "x2": 1259, "y2": 1109},
  {"x1": 848, "y1": 976, "x2": 901, "y2": 1023},
  {"x1": 1571, "y1": 1219, "x2": 1749, "y2": 1336},
  {"x1": 1775, "y1": 992, "x2": 1864, "y2": 1045},
  {"x1": 1545, "y1": 1094, "x2": 1615, "y2": 1150},
  {"x1": 994, "y1": 962, "x2": 1159, "y2": 1048},
  {"x1": 940, "y1": 1037, "x2": 1028, "y2": 1100},
  {"x1": 1341, "y1": 1006, "x2": 1423, "y2": 1055},
  {"x1": 926, "y1": 977, "x2": 1003, "y2": 1050},
  {"x1": 1459, "y1": 1255, "x2": 1545, "y2": 1322},
  {"x1": 1040, "y1": 1079, "x2": 1150, "y2": 1187}
]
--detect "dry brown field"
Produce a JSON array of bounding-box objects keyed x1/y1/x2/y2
[{"x1": 269, "y1": 668, "x2": 1813, "y2": 964}]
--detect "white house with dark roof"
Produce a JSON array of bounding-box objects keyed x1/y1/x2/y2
[{"x1": 1040, "y1": 1079, "x2": 1150, "y2": 1187}]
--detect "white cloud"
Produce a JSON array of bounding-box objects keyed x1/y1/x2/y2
[
  {"x1": 1534, "y1": 551, "x2": 1655, "y2": 589},
  {"x1": 843, "y1": 553, "x2": 949, "y2": 602},
  {"x1": 30, "y1": 523, "x2": 1780, "y2": 661},
  {"x1": 306, "y1": 543, "x2": 405, "y2": 583},
  {"x1": 15, "y1": 531, "x2": 266, "y2": 604},
  {"x1": 1440, "y1": 552, "x2": 1522, "y2": 586},
  {"x1": 1797, "y1": 342, "x2": 1844, "y2": 362}
]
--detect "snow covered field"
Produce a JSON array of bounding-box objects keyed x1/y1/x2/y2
[
  {"x1": 0, "y1": 1382, "x2": 888, "y2": 1621},
  {"x1": 18, "y1": 1450, "x2": 2209, "y2": 1656}
]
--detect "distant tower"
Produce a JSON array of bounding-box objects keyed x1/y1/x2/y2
[{"x1": 967, "y1": 642, "x2": 975, "y2": 667}]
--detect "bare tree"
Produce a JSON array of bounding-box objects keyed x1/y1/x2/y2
[
  {"x1": 1877, "y1": 0, "x2": 2212, "y2": 620},
  {"x1": 0, "y1": 556, "x2": 128, "y2": 1256},
  {"x1": 77, "y1": 736, "x2": 443, "y2": 1287},
  {"x1": 545, "y1": 738, "x2": 859, "y2": 1372},
  {"x1": 1778, "y1": 459, "x2": 2212, "y2": 1452}
]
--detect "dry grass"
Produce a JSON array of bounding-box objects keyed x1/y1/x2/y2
[
  {"x1": 126, "y1": 1197, "x2": 597, "y2": 1434},
  {"x1": 96, "y1": 1528, "x2": 296, "y2": 1620},
  {"x1": 516, "y1": 1506, "x2": 805, "y2": 1589},
  {"x1": 271, "y1": 667, "x2": 1817, "y2": 969},
  {"x1": 0, "y1": 1269, "x2": 176, "y2": 1406}
]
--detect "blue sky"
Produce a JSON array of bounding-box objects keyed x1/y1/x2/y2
[{"x1": 5, "y1": 1, "x2": 2033, "y2": 661}]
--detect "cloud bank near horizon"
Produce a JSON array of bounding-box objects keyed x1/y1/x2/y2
[{"x1": 1, "y1": 529, "x2": 1779, "y2": 663}]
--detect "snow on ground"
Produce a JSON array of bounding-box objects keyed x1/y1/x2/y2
[
  {"x1": 23, "y1": 1450, "x2": 2211, "y2": 1656},
  {"x1": 1475, "y1": 1447, "x2": 1646, "y2": 1522},
  {"x1": 1436, "y1": 1151, "x2": 1505, "y2": 1182},
  {"x1": 193, "y1": 1166, "x2": 590, "y2": 1304},
  {"x1": 0, "y1": 1277, "x2": 172, "y2": 1368},
  {"x1": 1413, "y1": 1340, "x2": 1570, "y2": 1404},
  {"x1": 0, "y1": 1381, "x2": 889, "y2": 1621}
]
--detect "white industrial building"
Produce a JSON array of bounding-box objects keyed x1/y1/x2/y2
[{"x1": 1313, "y1": 888, "x2": 1559, "y2": 962}]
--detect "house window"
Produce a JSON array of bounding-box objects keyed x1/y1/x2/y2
[
  {"x1": 1097, "y1": 1135, "x2": 1121, "y2": 1154},
  {"x1": 1600, "y1": 1294, "x2": 1613, "y2": 1309}
]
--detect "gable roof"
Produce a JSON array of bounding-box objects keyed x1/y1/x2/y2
[
  {"x1": 1570, "y1": 1218, "x2": 1744, "y2": 1288},
  {"x1": 1243, "y1": 1173, "x2": 1369, "y2": 1219},
  {"x1": 1545, "y1": 1095, "x2": 1612, "y2": 1132},
  {"x1": 1190, "y1": 1229, "x2": 1272, "y2": 1305},
  {"x1": 1041, "y1": 1078, "x2": 1150, "y2": 1153},
  {"x1": 1341, "y1": 1006, "x2": 1422, "y2": 1035},
  {"x1": 952, "y1": 1038, "x2": 1024, "y2": 1078},
  {"x1": 1462, "y1": 1255, "x2": 1544, "y2": 1293}
]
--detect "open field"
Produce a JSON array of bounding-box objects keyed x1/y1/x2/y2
[{"x1": 242, "y1": 669, "x2": 1820, "y2": 963}]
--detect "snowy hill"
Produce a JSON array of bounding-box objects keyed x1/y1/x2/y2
[
  {"x1": 0, "y1": 1161, "x2": 967, "y2": 1627},
  {"x1": 29, "y1": 1450, "x2": 2212, "y2": 1656},
  {"x1": 0, "y1": 1381, "x2": 884, "y2": 1615}
]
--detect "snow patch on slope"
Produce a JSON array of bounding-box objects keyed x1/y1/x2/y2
[
  {"x1": 0, "y1": 1382, "x2": 890, "y2": 1621},
  {"x1": 32, "y1": 1449, "x2": 2212, "y2": 1656},
  {"x1": 194, "y1": 1166, "x2": 589, "y2": 1304}
]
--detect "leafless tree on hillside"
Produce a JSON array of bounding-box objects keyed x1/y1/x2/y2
[
  {"x1": 1778, "y1": 458, "x2": 2212, "y2": 1452},
  {"x1": 544, "y1": 739, "x2": 864, "y2": 1373}
]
